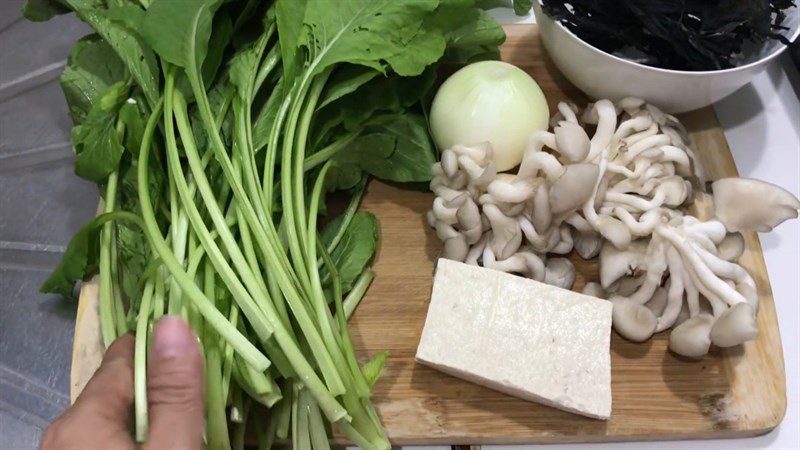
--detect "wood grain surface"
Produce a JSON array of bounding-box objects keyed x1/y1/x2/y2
[{"x1": 71, "y1": 24, "x2": 787, "y2": 445}]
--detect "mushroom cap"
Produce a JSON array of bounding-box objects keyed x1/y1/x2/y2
[
  {"x1": 611, "y1": 297, "x2": 657, "y2": 342},
  {"x1": 618, "y1": 97, "x2": 646, "y2": 115},
  {"x1": 669, "y1": 313, "x2": 715, "y2": 358},
  {"x1": 582, "y1": 281, "x2": 607, "y2": 299},
  {"x1": 544, "y1": 257, "x2": 576, "y2": 290},
  {"x1": 554, "y1": 122, "x2": 591, "y2": 162},
  {"x1": 573, "y1": 231, "x2": 603, "y2": 259},
  {"x1": 657, "y1": 176, "x2": 691, "y2": 207},
  {"x1": 596, "y1": 215, "x2": 633, "y2": 250},
  {"x1": 613, "y1": 276, "x2": 645, "y2": 296},
  {"x1": 712, "y1": 178, "x2": 800, "y2": 232},
  {"x1": 487, "y1": 178, "x2": 534, "y2": 203},
  {"x1": 717, "y1": 232, "x2": 745, "y2": 262},
  {"x1": 549, "y1": 163, "x2": 600, "y2": 215},
  {"x1": 710, "y1": 302, "x2": 759, "y2": 347},
  {"x1": 483, "y1": 204, "x2": 523, "y2": 260},
  {"x1": 645, "y1": 286, "x2": 668, "y2": 317},
  {"x1": 599, "y1": 240, "x2": 647, "y2": 288},
  {"x1": 442, "y1": 235, "x2": 468, "y2": 262}
]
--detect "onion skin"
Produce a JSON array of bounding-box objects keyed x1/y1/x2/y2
[{"x1": 429, "y1": 61, "x2": 549, "y2": 172}]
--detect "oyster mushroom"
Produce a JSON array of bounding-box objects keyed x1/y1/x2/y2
[
  {"x1": 582, "y1": 281, "x2": 607, "y2": 299},
  {"x1": 549, "y1": 163, "x2": 600, "y2": 215},
  {"x1": 717, "y1": 232, "x2": 745, "y2": 262},
  {"x1": 554, "y1": 122, "x2": 591, "y2": 162},
  {"x1": 442, "y1": 234, "x2": 468, "y2": 262},
  {"x1": 669, "y1": 313, "x2": 715, "y2": 358},
  {"x1": 573, "y1": 231, "x2": 603, "y2": 259},
  {"x1": 427, "y1": 98, "x2": 796, "y2": 361},
  {"x1": 544, "y1": 257, "x2": 576, "y2": 289},
  {"x1": 712, "y1": 178, "x2": 800, "y2": 232},
  {"x1": 483, "y1": 204, "x2": 522, "y2": 260},
  {"x1": 611, "y1": 296, "x2": 658, "y2": 342},
  {"x1": 599, "y1": 240, "x2": 648, "y2": 289},
  {"x1": 709, "y1": 302, "x2": 759, "y2": 347}
]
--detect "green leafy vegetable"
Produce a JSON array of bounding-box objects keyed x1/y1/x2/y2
[
  {"x1": 512, "y1": 0, "x2": 533, "y2": 16},
  {"x1": 138, "y1": 0, "x2": 222, "y2": 69},
  {"x1": 22, "y1": 0, "x2": 71, "y2": 22},
  {"x1": 362, "y1": 351, "x2": 389, "y2": 388},
  {"x1": 80, "y1": 6, "x2": 160, "y2": 106},
  {"x1": 332, "y1": 114, "x2": 437, "y2": 183},
  {"x1": 29, "y1": 0, "x2": 506, "y2": 447},
  {"x1": 323, "y1": 211, "x2": 379, "y2": 292},
  {"x1": 40, "y1": 211, "x2": 141, "y2": 298},
  {"x1": 72, "y1": 81, "x2": 130, "y2": 181},
  {"x1": 60, "y1": 35, "x2": 127, "y2": 123}
]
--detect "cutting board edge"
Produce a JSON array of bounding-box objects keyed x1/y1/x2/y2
[{"x1": 378, "y1": 427, "x2": 779, "y2": 447}]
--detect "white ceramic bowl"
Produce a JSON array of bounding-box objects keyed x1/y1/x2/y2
[{"x1": 532, "y1": 2, "x2": 800, "y2": 113}]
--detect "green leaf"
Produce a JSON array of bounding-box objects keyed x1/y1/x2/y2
[
  {"x1": 117, "y1": 155, "x2": 164, "y2": 224},
  {"x1": 101, "y1": 2, "x2": 146, "y2": 28},
  {"x1": 440, "y1": 8, "x2": 505, "y2": 63},
  {"x1": 324, "y1": 161, "x2": 364, "y2": 192},
  {"x1": 275, "y1": 0, "x2": 308, "y2": 86},
  {"x1": 114, "y1": 157, "x2": 162, "y2": 301},
  {"x1": 301, "y1": 0, "x2": 445, "y2": 77},
  {"x1": 361, "y1": 351, "x2": 388, "y2": 388},
  {"x1": 116, "y1": 220, "x2": 149, "y2": 301},
  {"x1": 512, "y1": 0, "x2": 533, "y2": 16},
  {"x1": 334, "y1": 114, "x2": 436, "y2": 183},
  {"x1": 203, "y1": 10, "x2": 234, "y2": 86},
  {"x1": 22, "y1": 0, "x2": 70, "y2": 22},
  {"x1": 60, "y1": 35, "x2": 127, "y2": 124},
  {"x1": 252, "y1": 82, "x2": 286, "y2": 152},
  {"x1": 139, "y1": 0, "x2": 223, "y2": 70},
  {"x1": 72, "y1": 81, "x2": 130, "y2": 182},
  {"x1": 228, "y1": 33, "x2": 267, "y2": 99},
  {"x1": 118, "y1": 98, "x2": 147, "y2": 156},
  {"x1": 40, "y1": 211, "x2": 133, "y2": 298},
  {"x1": 322, "y1": 212, "x2": 378, "y2": 292},
  {"x1": 77, "y1": 7, "x2": 160, "y2": 107},
  {"x1": 310, "y1": 70, "x2": 430, "y2": 151},
  {"x1": 319, "y1": 68, "x2": 436, "y2": 132},
  {"x1": 318, "y1": 64, "x2": 380, "y2": 110}
]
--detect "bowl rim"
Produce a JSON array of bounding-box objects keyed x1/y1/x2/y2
[{"x1": 542, "y1": 5, "x2": 800, "y2": 76}]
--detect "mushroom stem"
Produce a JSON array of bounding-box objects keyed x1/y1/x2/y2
[
  {"x1": 656, "y1": 247, "x2": 685, "y2": 332},
  {"x1": 586, "y1": 100, "x2": 618, "y2": 162},
  {"x1": 656, "y1": 226, "x2": 748, "y2": 307}
]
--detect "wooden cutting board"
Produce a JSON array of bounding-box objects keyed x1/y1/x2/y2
[{"x1": 71, "y1": 24, "x2": 787, "y2": 446}]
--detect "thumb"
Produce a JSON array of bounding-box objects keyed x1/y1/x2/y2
[{"x1": 143, "y1": 316, "x2": 204, "y2": 450}]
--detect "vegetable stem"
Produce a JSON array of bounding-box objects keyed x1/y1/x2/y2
[
  {"x1": 136, "y1": 96, "x2": 270, "y2": 371},
  {"x1": 302, "y1": 132, "x2": 360, "y2": 172},
  {"x1": 343, "y1": 268, "x2": 375, "y2": 320},
  {"x1": 133, "y1": 279, "x2": 154, "y2": 442}
]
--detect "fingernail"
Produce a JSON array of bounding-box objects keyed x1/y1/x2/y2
[{"x1": 152, "y1": 316, "x2": 197, "y2": 359}]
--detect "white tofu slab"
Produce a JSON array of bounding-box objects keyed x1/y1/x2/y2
[{"x1": 416, "y1": 259, "x2": 613, "y2": 420}]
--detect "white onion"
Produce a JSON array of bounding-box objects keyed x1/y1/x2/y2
[{"x1": 429, "y1": 61, "x2": 549, "y2": 172}]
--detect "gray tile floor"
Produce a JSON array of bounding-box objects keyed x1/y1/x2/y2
[{"x1": 1, "y1": 1, "x2": 96, "y2": 448}]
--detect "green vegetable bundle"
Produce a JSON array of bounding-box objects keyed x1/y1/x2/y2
[{"x1": 25, "y1": 0, "x2": 504, "y2": 448}]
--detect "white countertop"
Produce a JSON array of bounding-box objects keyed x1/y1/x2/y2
[{"x1": 408, "y1": 8, "x2": 800, "y2": 450}]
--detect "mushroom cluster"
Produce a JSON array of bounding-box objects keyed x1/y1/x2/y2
[{"x1": 428, "y1": 97, "x2": 800, "y2": 358}]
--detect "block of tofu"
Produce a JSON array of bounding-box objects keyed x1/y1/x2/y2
[{"x1": 416, "y1": 259, "x2": 613, "y2": 420}]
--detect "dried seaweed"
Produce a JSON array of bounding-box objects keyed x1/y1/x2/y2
[{"x1": 542, "y1": 0, "x2": 796, "y2": 70}]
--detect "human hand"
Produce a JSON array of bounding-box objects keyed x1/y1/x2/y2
[{"x1": 40, "y1": 316, "x2": 205, "y2": 450}]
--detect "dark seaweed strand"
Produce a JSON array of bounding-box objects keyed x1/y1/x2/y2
[{"x1": 541, "y1": 0, "x2": 797, "y2": 71}]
